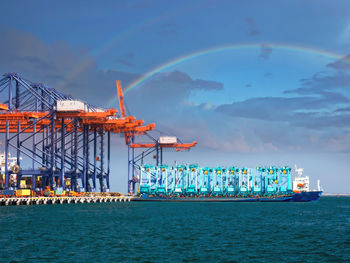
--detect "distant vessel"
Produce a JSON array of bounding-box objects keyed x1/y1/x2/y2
[{"x1": 135, "y1": 164, "x2": 322, "y2": 202}]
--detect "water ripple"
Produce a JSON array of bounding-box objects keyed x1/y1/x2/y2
[{"x1": 0, "y1": 197, "x2": 349, "y2": 262}]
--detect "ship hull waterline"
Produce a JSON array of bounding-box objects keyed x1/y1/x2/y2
[{"x1": 134, "y1": 191, "x2": 322, "y2": 202}]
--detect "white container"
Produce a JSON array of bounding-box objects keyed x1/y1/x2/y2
[
  {"x1": 56, "y1": 100, "x2": 85, "y2": 112},
  {"x1": 158, "y1": 136, "x2": 177, "y2": 144}
]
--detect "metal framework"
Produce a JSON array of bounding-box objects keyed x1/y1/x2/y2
[
  {"x1": 115, "y1": 80, "x2": 197, "y2": 194},
  {"x1": 0, "y1": 73, "x2": 154, "y2": 192}
]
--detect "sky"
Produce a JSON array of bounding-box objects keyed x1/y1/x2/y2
[{"x1": 0, "y1": 0, "x2": 350, "y2": 193}]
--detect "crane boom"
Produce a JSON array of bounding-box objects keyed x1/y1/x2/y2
[
  {"x1": 116, "y1": 80, "x2": 154, "y2": 144},
  {"x1": 116, "y1": 80, "x2": 126, "y2": 118}
]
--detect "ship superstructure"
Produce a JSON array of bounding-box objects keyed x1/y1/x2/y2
[{"x1": 292, "y1": 166, "x2": 309, "y2": 192}]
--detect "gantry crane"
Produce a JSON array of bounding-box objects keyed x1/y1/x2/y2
[
  {"x1": 0, "y1": 73, "x2": 154, "y2": 192},
  {"x1": 115, "y1": 80, "x2": 197, "y2": 194},
  {"x1": 0, "y1": 73, "x2": 195, "y2": 194}
]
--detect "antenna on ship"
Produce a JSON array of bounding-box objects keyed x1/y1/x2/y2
[
  {"x1": 294, "y1": 164, "x2": 303, "y2": 177},
  {"x1": 317, "y1": 179, "x2": 322, "y2": 191}
]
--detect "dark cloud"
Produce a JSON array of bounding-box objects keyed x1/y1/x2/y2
[
  {"x1": 245, "y1": 84, "x2": 252, "y2": 88},
  {"x1": 158, "y1": 21, "x2": 178, "y2": 36},
  {"x1": 286, "y1": 54, "x2": 350, "y2": 95},
  {"x1": 264, "y1": 72, "x2": 272, "y2": 78},
  {"x1": 1, "y1": 27, "x2": 349, "y2": 154},
  {"x1": 131, "y1": 2, "x2": 154, "y2": 9},
  {"x1": 0, "y1": 26, "x2": 223, "y2": 123},
  {"x1": 115, "y1": 52, "x2": 134, "y2": 67},
  {"x1": 151, "y1": 70, "x2": 223, "y2": 90},
  {"x1": 0, "y1": 27, "x2": 222, "y2": 150},
  {"x1": 192, "y1": 79, "x2": 223, "y2": 90},
  {"x1": 334, "y1": 106, "x2": 350, "y2": 112},
  {"x1": 245, "y1": 17, "x2": 260, "y2": 36},
  {"x1": 213, "y1": 53, "x2": 350, "y2": 152},
  {"x1": 0, "y1": 27, "x2": 142, "y2": 107},
  {"x1": 259, "y1": 44, "x2": 272, "y2": 60},
  {"x1": 125, "y1": 70, "x2": 223, "y2": 120},
  {"x1": 216, "y1": 92, "x2": 350, "y2": 129},
  {"x1": 327, "y1": 54, "x2": 350, "y2": 71}
]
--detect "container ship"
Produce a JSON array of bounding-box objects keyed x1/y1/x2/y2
[{"x1": 135, "y1": 164, "x2": 322, "y2": 202}]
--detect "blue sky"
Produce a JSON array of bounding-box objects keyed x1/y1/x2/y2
[{"x1": 1, "y1": 0, "x2": 350, "y2": 193}]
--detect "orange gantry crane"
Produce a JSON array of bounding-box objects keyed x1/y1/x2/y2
[
  {"x1": 115, "y1": 80, "x2": 197, "y2": 193},
  {"x1": 0, "y1": 72, "x2": 195, "y2": 194}
]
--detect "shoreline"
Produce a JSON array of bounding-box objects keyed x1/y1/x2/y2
[{"x1": 322, "y1": 193, "x2": 350, "y2": 197}]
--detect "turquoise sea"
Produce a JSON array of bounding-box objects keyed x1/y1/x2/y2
[{"x1": 0, "y1": 197, "x2": 349, "y2": 263}]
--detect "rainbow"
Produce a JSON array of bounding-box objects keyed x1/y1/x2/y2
[
  {"x1": 59, "y1": 1, "x2": 207, "y2": 89},
  {"x1": 124, "y1": 43, "x2": 349, "y2": 94}
]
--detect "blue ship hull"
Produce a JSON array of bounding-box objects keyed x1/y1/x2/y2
[
  {"x1": 136, "y1": 191, "x2": 322, "y2": 202},
  {"x1": 291, "y1": 191, "x2": 322, "y2": 202},
  {"x1": 136, "y1": 195, "x2": 293, "y2": 202}
]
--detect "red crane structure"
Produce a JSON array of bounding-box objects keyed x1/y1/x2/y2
[
  {"x1": 0, "y1": 72, "x2": 195, "y2": 194},
  {"x1": 115, "y1": 80, "x2": 197, "y2": 193}
]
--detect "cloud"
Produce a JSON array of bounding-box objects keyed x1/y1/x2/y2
[
  {"x1": 335, "y1": 106, "x2": 350, "y2": 112},
  {"x1": 212, "y1": 53, "x2": 350, "y2": 153},
  {"x1": 124, "y1": 70, "x2": 223, "y2": 121},
  {"x1": 259, "y1": 44, "x2": 273, "y2": 60},
  {"x1": 131, "y1": 2, "x2": 154, "y2": 9},
  {"x1": 149, "y1": 70, "x2": 223, "y2": 90},
  {"x1": 0, "y1": 27, "x2": 143, "y2": 107},
  {"x1": 158, "y1": 21, "x2": 178, "y2": 36},
  {"x1": 0, "y1": 28, "x2": 91, "y2": 84},
  {"x1": 216, "y1": 92, "x2": 350, "y2": 129},
  {"x1": 245, "y1": 17, "x2": 260, "y2": 36},
  {"x1": 286, "y1": 54, "x2": 350, "y2": 95},
  {"x1": 1, "y1": 27, "x2": 349, "y2": 155},
  {"x1": 0, "y1": 27, "x2": 224, "y2": 149},
  {"x1": 327, "y1": 54, "x2": 350, "y2": 71},
  {"x1": 115, "y1": 52, "x2": 134, "y2": 67},
  {"x1": 340, "y1": 23, "x2": 350, "y2": 45}
]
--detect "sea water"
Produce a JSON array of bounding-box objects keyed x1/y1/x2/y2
[{"x1": 0, "y1": 197, "x2": 349, "y2": 262}]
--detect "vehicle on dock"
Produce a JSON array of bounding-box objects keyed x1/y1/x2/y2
[
  {"x1": 67, "y1": 191, "x2": 80, "y2": 197},
  {"x1": 15, "y1": 189, "x2": 32, "y2": 197}
]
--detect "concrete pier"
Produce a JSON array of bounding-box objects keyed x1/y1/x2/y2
[{"x1": 0, "y1": 196, "x2": 133, "y2": 206}]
